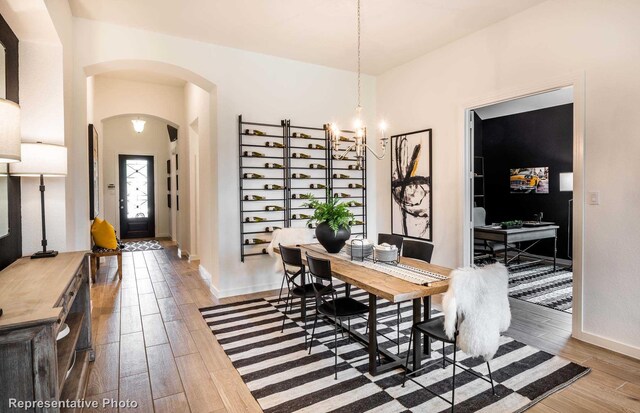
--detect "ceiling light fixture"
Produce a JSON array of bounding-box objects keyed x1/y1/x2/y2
[
  {"x1": 328, "y1": 0, "x2": 388, "y2": 169},
  {"x1": 132, "y1": 118, "x2": 146, "y2": 134}
]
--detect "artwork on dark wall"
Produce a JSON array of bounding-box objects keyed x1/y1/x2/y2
[
  {"x1": 510, "y1": 167, "x2": 549, "y2": 194},
  {"x1": 88, "y1": 124, "x2": 100, "y2": 220},
  {"x1": 391, "y1": 129, "x2": 433, "y2": 241}
]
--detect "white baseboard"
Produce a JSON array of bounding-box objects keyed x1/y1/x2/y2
[
  {"x1": 188, "y1": 254, "x2": 200, "y2": 262},
  {"x1": 573, "y1": 330, "x2": 640, "y2": 360},
  {"x1": 156, "y1": 232, "x2": 170, "y2": 238},
  {"x1": 208, "y1": 278, "x2": 282, "y2": 299},
  {"x1": 177, "y1": 248, "x2": 183, "y2": 258},
  {"x1": 199, "y1": 264, "x2": 211, "y2": 281}
]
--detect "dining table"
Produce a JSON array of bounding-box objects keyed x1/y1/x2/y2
[{"x1": 274, "y1": 243, "x2": 452, "y2": 376}]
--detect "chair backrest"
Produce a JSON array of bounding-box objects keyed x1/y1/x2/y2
[
  {"x1": 378, "y1": 233, "x2": 403, "y2": 251},
  {"x1": 442, "y1": 263, "x2": 511, "y2": 360},
  {"x1": 402, "y1": 239, "x2": 434, "y2": 263},
  {"x1": 279, "y1": 244, "x2": 305, "y2": 289},
  {"x1": 305, "y1": 253, "x2": 337, "y2": 309},
  {"x1": 473, "y1": 207, "x2": 487, "y2": 227}
]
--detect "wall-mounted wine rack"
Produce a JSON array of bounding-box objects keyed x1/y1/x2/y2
[{"x1": 239, "y1": 115, "x2": 367, "y2": 262}]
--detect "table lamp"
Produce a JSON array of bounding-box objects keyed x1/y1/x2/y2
[
  {"x1": 10, "y1": 142, "x2": 67, "y2": 258},
  {"x1": 0, "y1": 98, "x2": 21, "y2": 317}
]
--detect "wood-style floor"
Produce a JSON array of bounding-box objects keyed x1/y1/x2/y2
[{"x1": 85, "y1": 240, "x2": 640, "y2": 412}]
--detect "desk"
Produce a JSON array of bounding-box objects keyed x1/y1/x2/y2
[
  {"x1": 474, "y1": 225, "x2": 559, "y2": 269},
  {"x1": 275, "y1": 244, "x2": 451, "y2": 376}
]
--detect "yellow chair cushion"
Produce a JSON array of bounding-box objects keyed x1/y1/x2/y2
[{"x1": 91, "y1": 218, "x2": 118, "y2": 250}]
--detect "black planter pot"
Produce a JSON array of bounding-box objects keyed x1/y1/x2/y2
[{"x1": 315, "y1": 222, "x2": 351, "y2": 253}]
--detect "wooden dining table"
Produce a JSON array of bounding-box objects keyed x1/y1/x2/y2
[{"x1": 274, "y1": 243, "x2": 452, "y2": 376}]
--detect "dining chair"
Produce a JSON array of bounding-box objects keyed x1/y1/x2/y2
[
  {"x1": 305, "y1": 253, "x2": 374, "y2": 379},
  {"x1": 402, "y1": 239, "x2": 435, "y2": 262},
  {"x1": 378, "y1": 233, "x2": 404, "y2": 253},
  {"x1": 402, "y1": 263, "x2": 510, "y2": 412},
  {"x1": 279, "y1": 244, "x2": 326, "y2": 348}
]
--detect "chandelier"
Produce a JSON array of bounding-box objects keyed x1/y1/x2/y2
[{"x1": 328, "y1": 0, "x2": 388, "y2": 169}]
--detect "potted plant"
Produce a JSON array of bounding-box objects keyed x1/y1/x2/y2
[{"x1": 304, "y1": 194, "x2": 354, "y2": 253}]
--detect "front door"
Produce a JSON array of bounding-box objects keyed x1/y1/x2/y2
[{"x1": 119, "y1": 155, "x2": 155, "y2": 238}]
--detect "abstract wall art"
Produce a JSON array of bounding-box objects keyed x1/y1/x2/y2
[{"x1": 391, "y1": 129, "x2": 433, "y2": 241}]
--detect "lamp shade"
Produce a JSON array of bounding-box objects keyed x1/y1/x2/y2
[
  {"x1": 0, "y1": 98, "x2": 21, "y2": 163},
  {"x1": 559, "y1": 172, "x2": 573, "y2": 192},
  {"x1": 132, "y1": 119, "x2": 146, "y2": 133},
  {"x1": 9, "y1": 142, "x2": 67, "y2": 177}
]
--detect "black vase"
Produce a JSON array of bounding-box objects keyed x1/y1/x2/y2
[{"x1": 315, "y1": 222, "x2": 351, "y2": 253}]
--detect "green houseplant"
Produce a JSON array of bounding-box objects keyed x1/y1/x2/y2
[{"x1": 304, "y1": 194, "x2": 354, "y2": 253}]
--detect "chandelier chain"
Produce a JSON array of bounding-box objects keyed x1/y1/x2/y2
[{"x1": 357, "y1": 0, "x2": 361, "y2": 110}]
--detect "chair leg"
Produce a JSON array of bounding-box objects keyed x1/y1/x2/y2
[
  {"x1": 117, "y1": 253, "x2": 123, "y2": 280},
  {"x1": 90, "y1": 256, "x2": 97, "y2": 284},
  {"x1": 281, "y1": 292, "x2": 291, "y2": 333},
  {"x1": 442, "y1": 342, "x2": 446, "y2": 369},
  {"x1": 402, "y1": 327, "x2": 414, "y2": 387},
  {"x1": 334, "y1": 319, "x2": 338, "y2": 380},
  {"x1": 451, "y1": 344, "x2": 457, "y2": 412},
  {"x1": 277, "y1": 274, "x2": 285, "y2": 303},
  {"x1": 487, "y1": 361, "x2": 495, "y2": 395},
  {"x1": 347, "y1": 318, "x2": 351, "y2": 344},
  {"x1": 397, "y1": 307, "x2": 401, "y2": 355},
  {"x1": 397, "y1": 302, "x2": 403, "y2": 324},
  {"x1": 309, "y1": 311, "x2": 319, "y2": 355},
  {"x1": 96, "y1": 257, "x2": 101, "y2": 270}
]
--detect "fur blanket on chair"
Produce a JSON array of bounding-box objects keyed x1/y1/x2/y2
[
  {"x1": 266, "y1": 228, "x2": 316, "y2": 272},
  {"x1": 442, "y1": 263, "x2": 511, "y2": 361}
]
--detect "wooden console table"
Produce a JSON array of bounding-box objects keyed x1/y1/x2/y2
[{"x1": 0, "y1": 252, "x2": 93, "y2": 412}]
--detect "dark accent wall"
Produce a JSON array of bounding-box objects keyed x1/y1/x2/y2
[
  {"x1": 479, "y1": 104, "x2": 573, "y2": 259},
  {"x1": 0, "y1": 13, "x2": 22, "y2": 270}
]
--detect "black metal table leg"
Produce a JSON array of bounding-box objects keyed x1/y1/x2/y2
[
  {"x1": 423, "y1": 296, "x2": 431, "y2": 357},
  {"x1": 504, "y1": 235, "x2": 508, "y2": 266},
  {"x1": 412, "y1": 298, "x2": 422, "y2": 373},
  {"x1": 368, "y1": 293, "x2": 378, "y2": 375},
  {"x1": 553, "y1": 234, "x2": 557, "y2": 272}
]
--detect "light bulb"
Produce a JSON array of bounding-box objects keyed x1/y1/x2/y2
[{"x1": 379, "y1": 120, "x2": 387, "y2": 131}]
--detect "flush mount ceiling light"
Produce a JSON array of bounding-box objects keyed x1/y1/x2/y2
[
  {"x1": 132, "y1": 118, "x2": 146, "y2": 134},
  {"x1": 328, "y1": 0, "x2": 388, "y2": 169}
]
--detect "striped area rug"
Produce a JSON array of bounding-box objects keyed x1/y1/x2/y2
[
  {"x1": 507, "y1": 262, "x2": 573, "y2": 313},
  {"x1": 200, "y1": 286, "x2": 588, "y2": 412}
]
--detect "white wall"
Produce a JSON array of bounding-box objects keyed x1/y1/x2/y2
[
  {"x1": 377, "y1": 0, "x2": 640, "y2": 356},
  {"x1": 102, "y1": 116, "x2": 172, "y2": 238},
  {"x1": 92, "y1": 75, "x2": 185, "y2": 241},
  {"x1": 70, "y1": 18, "x2": 377, "y2": 298}
]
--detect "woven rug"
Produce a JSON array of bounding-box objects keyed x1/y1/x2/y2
[
  {"x1": 199, "y1": 287, "x2": 588, "y2": 412},
  {"x1": 121, "y1": 240, "x2": 164, "y2": 252},
  {"x1": 507, "y1": 262, "x2": 573, "y2": 313}
]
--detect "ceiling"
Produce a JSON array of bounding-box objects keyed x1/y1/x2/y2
[
  {"x1": 69, "y1": 0, "x2": 545, "y2": 75},
  {"x1": 474, "y1": 87, "x2": 574, "y2": 120},
  {"x1": 96, "y1": 69, "x2": 187, "y2": 87}
]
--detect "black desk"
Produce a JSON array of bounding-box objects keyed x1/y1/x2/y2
[{"x1": 474, "y1": 225, "x2": 559, "y2": 269}]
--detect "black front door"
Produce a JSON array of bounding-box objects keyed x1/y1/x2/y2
[{"x1": 119, "y1": 155, "x2": 155, "y2": 239}]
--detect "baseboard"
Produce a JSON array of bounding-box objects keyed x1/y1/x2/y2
[
  {"x1": 208, "y1": 279, "x2": 282, "y2": 299},
  {"x1": 177, "y1": 248, "x2": 184, "y2": 258},
  {"x1": 199, "y1": 264, "x2": 211, "y2": 281},
  {"x1": 573, "y1": 330, "x2": 640, "y2": 360},
  {"x1": 188, "y1": 254, "x2": 200, "y2": 262},
  {"x1": 156, "y1": 232, "x2": 170, "y2": 238}
]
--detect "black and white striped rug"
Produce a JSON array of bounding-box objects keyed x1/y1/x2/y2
[
  {"x1": 200, "y1": 288, "x2": 588, "y2": 412},
  {"x1": 121, "y1": 240, "x2": 164, "y2": 252},
  {"x1": 507, "y1": 262, "x2": 573, "y2": 313}
]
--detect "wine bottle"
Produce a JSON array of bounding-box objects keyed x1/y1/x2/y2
[
  {"x1": 310, "y1": 183, "x2": 326, "y2": 189},
  {"x1": 292, "y1": 193, "x2": 313, "y2": 199},
  {"x1": 245, "y1": 217, "x2": 267, "y2": 223},
  {"x1": 307, "y1": 143, "x2": 325, "y2": 150},
  {"x1": 264, "y1": 162, "x2": 284, "y2": 169},
  {"x1": 292, "y1": 173, "x2": 311, "y2": 179},
  {"x1": 292, "y1": 153, "x2": 311, "y2": 159},
  {"x1": 349, "y1": 201, "x2": 363, "y2": 207},
  {"x1": 348, "y1": 183, "x2": 364, "y2": 189},
  {"x1": 265, "y1": 141, "x2": 284, "y2": 148},
  {"x1": 333, "y1": 173, "x2": 350, "y2": 179},
  {"x1": 348, "y1": 164, "x2": 358, "y2": 170},
  {"x1": 243, "y1": 173, "x2": 264, "y2": 179},
  {"x1": 244, "y1": 238, "x2": 269, "y2": 245},
  {"x1": 292, "y1": 214, "x2": 311, "y2": 220},
  {"x1": 351, "y1": 220, "x2": 364, "y2": 226},
  {"x1": 339, "y1": 136, "x2": 352, "y2": 142},
  {"x1": 244, "y1": 195, "x2": 265, "y2": 201},
  {"x1": 292, "y1": 132, "x2": 311, "y2": 138},
  {"x1": 265, "y1": 226, "x2": 281, "y2": 232},
  {"x1": 307, "y1": 223, "x2": 315, "y2": 229},
  {"x1": 265, "y1": 205, "x2": 284, "y2": 211},
  {"x1": 334, "y1": 193, "x2": 350, "y2": 198},
  {"x1": 310, "y1": 164, "x2": 326, "y2": 169},
  {"x1": 264, "y1": 184, "x2": 284, "y2": 190},
  {"x1": 243, "y1": 151, "x2": 264, "y2": 157},
  {"x1": 246, "y1": 129, "x2": 266, "y2": 136}
]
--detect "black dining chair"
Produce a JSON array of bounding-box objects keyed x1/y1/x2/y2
[
  {"x1": 306, "y1": 253, "x2": 373, "y2": 379},
  {"x1": 402, "y1": 239, "x2": 435, "y2": 262},
  {"x1": 378, "y1": 233, "x2": 404, "y2": 253},
  {"x1": 279, "y1": 244, "x2": 326, "y2": 348}
]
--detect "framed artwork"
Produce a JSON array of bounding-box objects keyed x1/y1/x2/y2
[
  {"x1": 88, "y1": 124, "x2": 100, "y2": 220},
  {"x1": 510, "y1": 167, "x2": 549, "y2": 194},
  {"x1": 391, "y1": 129, "x2": 432, "y2": 241}
]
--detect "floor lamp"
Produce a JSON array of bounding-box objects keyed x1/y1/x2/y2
[
  {"x1": 10, "y1": 142, "x2": 67, "y2": 259},
  {"x1": 559, "y1": 172, "x2": 573, "y2": 263},
  {"x1": 0, "y1": 98, "x2": 22, "y2": 317}
]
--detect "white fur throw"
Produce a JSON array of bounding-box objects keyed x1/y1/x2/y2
[
  {"x1": 442, "y1": 263, "x2": 511, "y2": 361},
  {"x1": 266, "y1": 228, "x2": 316, "y2": 272}
]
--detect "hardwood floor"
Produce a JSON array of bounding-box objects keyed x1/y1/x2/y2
[{"x1": 86, "y1": 240, "x2": 640, "y2": 412}]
